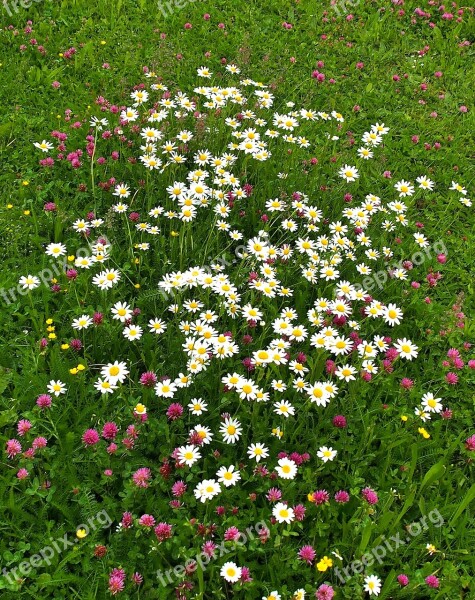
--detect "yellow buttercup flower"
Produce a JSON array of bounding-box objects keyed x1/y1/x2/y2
[
  {"x1": 401, "y1": 415, "x2": 408, "y2": 422},
  {"x1": 61, "y1": 344, "x2": 70, "y2": 350},
  {"x1": 418, "y1": 427, "x2": 430, "y2": 439},
  {"x1": 48, "y1": 333, "x2": 56, "y2": 340},
  {"x1": 316, "y1": 556, "x2": 333, "y2": 572},
  {"x1": 76, "y1": 529, "x2": 87, "y2": 539},
  {"x1": 69, "y1": 368, "x2": 78, "y2": 375},
  {"x1": 77, "y1": 364, "x2": 86, "y2": 371},
  {"x1": 46, "y1": 318, "x2": 53, "y2": 325}
]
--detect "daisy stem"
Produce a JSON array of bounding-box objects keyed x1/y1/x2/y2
[{"x1": 90, "y1": 129, "x2": 98, "y2": 213}]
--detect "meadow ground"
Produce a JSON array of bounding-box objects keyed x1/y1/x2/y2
[{"x1": 0, "y1": 1, "x2": 475, "y2": 599}]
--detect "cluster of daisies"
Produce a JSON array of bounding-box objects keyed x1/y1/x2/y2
[{"x1": 19, "y1": 67, "x2": 471, "y2": 597}]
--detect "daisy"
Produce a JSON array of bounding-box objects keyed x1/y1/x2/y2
[
  {"x1": 34, "y1": 140, "x2": 54, "y2": 152},
  {"x1": 416, "y1": 176, "x2": 435, "y2": 191},
  {"x1": 72, "y1": 315, "x2": 92, "y2": 330},
  {"x1": 421, "y1": 392, "x2": 443, "y2": 413},
  {"x1": 19, "y1": 275, "x2": 40, "y2": 290},
  {"x1": 220, "y1": 418, "x2": 242, "y2": 444},
  {"x1": 364, "y1": 574, "x2": 382, "y2": 596},
  {"x1": 112, "y1": 203, "x2": 128, "y2": 213},
  {"x1": 154, "y1": 378, "x2": 177, "y2": 398},
  {"x1": 113, "y1": 183, "x2": 130, "y2": 198},
  {"x1": 193, "y1": 424, "x2": 213, "y2": 445},
  {"x1": 272, "y1": 502, "x2": 295, "y2": 524},
  {"x1": 120, "y1": 107, "x2": 139, "y2": 121},
  {"x1": 247, "y1": 443, "x2": 269, "y2": 463},
  {"x1": 111, "y1": 302, "x2": 132, "y2": 323},
  {"x1": 74, "y1": 256, "x2": 93, "y2": 269},
  {"x1": 306, "y1": 383, "x2": 331, "y2": 406},
  {"x1": 413, "y1": 233, "x2": 429, "y2": 248},
  {"x1": 331, "y1": 336, "x2": 354, "y2": 356},
  {"x1": 197, "y1": 66, "x2": 213, "y2": 78},
  {"x1": 339, "y1": 165, "x2": 359, "y2": 182},
  {"x1": 220, "y1": 562, "x2": 242, "y2": 583},
  {"x1": 177, "y1": 445, "x2": 201, "y2": 467},
  {"x1": 450, "y1": 181, "x2": 467, "y2": 195},
  {"x1": 94, "y1": 379, "x2": 118, "y2": 394},
  {"x1": 47, "y1": 380, "x2": 67, "y2": 396},
  {"x1": 101, "y1": 361, "x2": 129, "y2": 384},
  {"x1": 382, "y1": 304, "x2": 403, "y2": 326},
  {"x1": 335, "y1": 364, "x2": 357, "y2": 381},
  {"x1": 148, "y1": 319, "x2": 167, "y2": 334},
  {"x1": 317, "y1": 447, "x2": 337, "y2": 462},
  {"x1": 45, "y1": 243, "x2": 67, "y2": 257},
  {"x1": 415, "y1": 407, "x2": 431, "y2": 422},
  {"x1": 217, "y1": 465, "x2": 241, "y2": 487},
  {"x1": 123, "y1": 325, "x2": 143, "y2": 341},
  {"x1": 394, "y1": 338, "x2": 419, "y2": 360},
  {"x1": 95, "y1": 269, "x2": 121, "y2": 288},
  {"x1": 194, "y1": 479, "x2": 221, "y2": 502},
  {"x1": 273, "y1": 400, "x2": 295, "y2": 418},
  {"x1": 394, "y1": 180, "x2": 415, "y2": 197},
  {"x1": 358, "y1": 147, "x2": 373, "y2": 159},
  {"x1": 276, "y1": 458, "x2": 297, "y2": 479}
]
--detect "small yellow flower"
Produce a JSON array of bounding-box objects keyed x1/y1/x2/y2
[
  {"x1": 77, "y1": 364, "x2": 86, "y2": 371},
  {"x1": 426, "y1": 543, "x2": 437, "y2": 555},
  {"x1": 418, "y1": 427, "x2": 430, "y2": 439},
  {"x1": 171, "y1": 231, "x2": 179, "y2": 237},
  {"x1": 134, "y1": 258, "x2": 139, "y2": 264},
  {"x1": 67, "y1": 255, "x2": 75, "y2": 262},
  {"x1": 51, "y1": 278, "x2": 57, "y2": 284},
  {"x1": 401, "y1": 415, "x2": 408, "y2": 422},
  {"x1": 307, "y1": 492, "x2": 315, "y2": 503},
  {"x1": 134, "y1": 283, "x2": 140, "y2": 289},
  {"x1": 7, "y1": 204, "x2": 13, "y2": 209},
  {"x1": 48, "y1": 333, "x2": 56, "y2": 340},
  {"x1": 23, "y1": 210, "x2": 30, "y2": 215},
  {"x1": 61, "y1": 344, "x2": 70, "y2": 350},
  {"x1": 57, "y1": 115, "x2": 61, "y2": 119},
  {"x1": 46, "y1": 318, "x2": 53, "y2": 325},
  {"x1": 47, "y1": 326, "x2": 55, "y2": 332},
  {"x1": 22, "y1": 181, "x2": 29, "y2": 186},
  {"x1": 316, "y1": 556, "x2": 333, "y2": 572},
  {"x1": 76, "y1": 528, "x2": 87, "y2": 539},
  {"x1": 100, "y1": 40, "x2": 106, "y2": 45},
  {"x1": 59, "y1": 53, "x2": 64, "y2": 57},
  {"x1": 69, "y1": 368, "x2": 78, "y2": 375}
]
